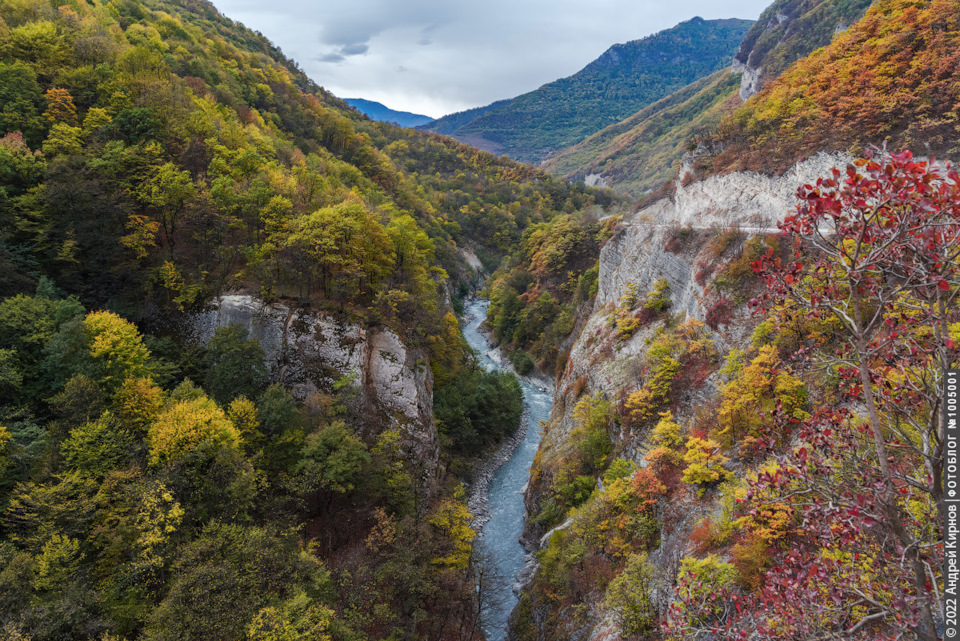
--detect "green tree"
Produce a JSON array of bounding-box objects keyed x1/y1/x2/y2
[
  {"x1": 296, "y1": 421, "x2": 369, "y2": 513},
  {"x1": 203, "y1": 324, "x2": 269, "y2": 405},
  {"x1": 144, "y1": 522, "x2": 330, "y2": 641},
  {"x1": 0, "y1": 293, "x2": 83, "y2": 403},
  {"x1": 0, "y1": 62, "x2": 47, "y2": 147},
  {"x1": 604, "y1": 552, "x2": 657, "y2": 636},
  {"x1": 61, "y1": 412, "x2": 131, "y2": 478},
  {"x1": 256, "y1": 384, "x2": 304, "y2": 472},
  {"x1": 136, "y1": 162, "x2": 196, "y2": 253}
]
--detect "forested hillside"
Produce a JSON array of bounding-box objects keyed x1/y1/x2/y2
[
  {"x1": 539, "y1": 0, "x2": 882, "y2": 198},
  {"x1": 421, "y1": 18, "x2": 753, "y2": 164},
  {"x1": 707, "y1": 0, "x2": 960, "y2": 174},
  {"x1": 732, "y1": 0, "x2": 875, "y2": 97},
  {"x1": 0, "y1": 0, "x2": 620, "y2": 639}
]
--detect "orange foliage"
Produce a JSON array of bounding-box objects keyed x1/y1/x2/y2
[
  {"x1": 713, "y1": 0, "x2": 960, "y2": 173},
  {"x1": 629, "y1": 468, "x2": 667, "y2": 513}
]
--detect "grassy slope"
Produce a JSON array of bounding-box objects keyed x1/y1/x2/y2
[{"x1": 541, "y1": 69, "x2": 743, "y2": 197}]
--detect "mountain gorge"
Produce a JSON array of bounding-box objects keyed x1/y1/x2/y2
[
  {"x1": 498, "y1": 1, "x2": 958, "y2": 640},
  {"x1": 0, "y1": 0, "x2": 957, "y2": 639},
  {"x1": 0, "y1": 0, "x2": 616, "y2": 638}
]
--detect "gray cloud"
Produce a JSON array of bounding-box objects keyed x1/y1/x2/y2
[
  {"x1": 210, "y1": 0, "x2": 773, "y2": 118},
  {"x1": 340, "y1": 43, "x2": 370, "y2": 56}
]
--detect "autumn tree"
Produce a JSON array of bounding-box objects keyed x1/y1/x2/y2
[
  {"x1": 295, "y1": 421, "x2": 369, "y2": 514},
  {"x1": 287, "y1": 202, "x2": 393, "y2": 306},
  {"x1": 747, "y1": 150, "x2": 959, "y2": 640},
  {"x1": 147, "y1": 395, "x2": 240, "y2": 466}
]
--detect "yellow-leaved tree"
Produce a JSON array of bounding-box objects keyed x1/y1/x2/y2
[
  {"x1": 83, "y1": 311, "x2": 155, "y2": 392},
  {"x1": 113, "y1": 376, "x2": 164, "y2": 436},
  {"x1": 429, "y1": 484, "x2": 475, "y2": 570},
  {"x1": 147, "y1": 396, "x2": 240, "y2": 465}
]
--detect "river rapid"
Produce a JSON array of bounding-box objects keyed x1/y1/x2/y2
[{"x1": 460, "y1": 299, "x2": 553, "y2": 641}]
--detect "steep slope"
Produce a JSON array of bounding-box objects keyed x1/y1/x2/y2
[
  {"x1": 708, "y1": 0, "x2": 960, "y2": 174},
  {"x1": 541, "y1": 68, "x2": 743, "y2": 197},
  {"x1": 511, "y1": 152, "x2": 851, "y2": 641},
  {"x1": 540, "y1": 0, "x2": 879, "y2": 198},
  {"x1": 508, "y1": 3, "x2": 957, "y2": 640},
  {"x1": 732, "y1": 0, "x2": 876, "y2": 99},
  {"x1": 421, "y1": 17, "x2": 754, "y2": 164},
  {"x1": 343, "y1": 98, "x2": 433, "y2": 127}
]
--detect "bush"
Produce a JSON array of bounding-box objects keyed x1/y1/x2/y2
[
  {"x1": 705, "y1": 298, "x2": 734, "y2": 330},
  {"x1": 604, "y1": 552, "x2": 657, "y2": 636},
  {"x1": 509, "y1": 349, "x2": 535, "y2": 376},
  {"x1": 681, "y1": 437, "x2": 731, "y2": 492}
]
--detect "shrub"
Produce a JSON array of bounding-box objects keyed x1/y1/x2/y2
[
  {"x1": 643, "y1": 278, "x2": 671, "y2": 312},
  {"x1": 676, "y1": 554, "x2": 740, "y2": 620},
  {"x1": 705, "y1": 298, "x2": 734, "y2": 330},
  {"x1": 572, "y1": 374, "x2": 589, "y2": 398},
  {"x1": 715, "y1": 345, "x2": 808, "y2": 450},
  {"x1": 571, "y1": 393, "x2": 613, "y2": 474},
  {"x1": 625, "y1": 355, "x2": 680, "y2": 423},
  {"x1": 681, "y1": 437, "x2": 731, "y2": 492},
  {"x1": 602, "y1": 458, "x2": 635, "y2": 486},
  {"x1": 509, "y1": 349, "x2": 535, "y2": 376},
  {"x1": 731, "y1": 533, "x2": 772, "y2": 591},
  {"x1": 664, "y1": 224, "x2": 695, "y2": 253},
  {"x1": 603, "y1": 552, "x2": 657, "y2": 636}
]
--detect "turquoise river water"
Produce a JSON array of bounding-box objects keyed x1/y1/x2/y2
[{"x1": 461, "y1": 299, "x2": 552, "y2": 641}]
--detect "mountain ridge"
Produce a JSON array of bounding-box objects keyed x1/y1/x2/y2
[
  {"x1": 343, "y1": 98, "x2": 434, "y2": 127},
  {"x1": 421, "y1": 17, "x2": 754, "y2": 163}
]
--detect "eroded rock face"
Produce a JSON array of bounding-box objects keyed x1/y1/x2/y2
[
  {"x1": 732, "y1": 56, "x2": 763, "y2": 100},
  {"x1": 521, "y1": 153, "x2": 854, "y2": 639},
  {"x1": 187, "y1": 295, "x2": 439, "y2": 478}
]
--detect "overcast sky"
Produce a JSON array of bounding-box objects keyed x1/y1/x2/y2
[{"x1": 209, "y1": 0, "x2": 773, "y2": 119}]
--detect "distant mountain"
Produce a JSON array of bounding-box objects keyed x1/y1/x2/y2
[
  {"x1": 421, "y1": 17, "x2": 754, "y2": 164},
  {"x1": 343, "y1": 98, "x2": 434, "y2": 127},
  {"x1": 418, "y1": 100, "x2": 510, "y2": 136},
  {"x1": 541, "y1": 0, "x2": 881, "y2": 197}
]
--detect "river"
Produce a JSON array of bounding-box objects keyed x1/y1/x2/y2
[{"x1": 461, "y1": 299, "x2": 553, "y2": 641}]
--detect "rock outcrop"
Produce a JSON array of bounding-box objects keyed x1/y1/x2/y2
[
  {"x1": 732, "y1": 0, "x2": 875, "y2": 100},
  {"x1": 517, "y1": 151, "x2": 852, "y2": 639},
  {"x1": 187, "y1": 294, "x2": 440, "y2": 478}
]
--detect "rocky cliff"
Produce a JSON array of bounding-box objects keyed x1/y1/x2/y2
[
  {"x1": 546, "y1": 151, "x2": 848, "y2": 452},
  {"x1": 187, "y1": 295, "x2": 440, "y2": 480},
  {"x1": 514, "y1": 151, "x2": 851, "y2": 640},
  {"x1": 732, "y1": 0, "x2": 874, "y2": 99}
]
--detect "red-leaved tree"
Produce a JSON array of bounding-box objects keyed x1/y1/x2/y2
[{"x1": 667, "y1": 151, "x2": 959, "y2": 640}]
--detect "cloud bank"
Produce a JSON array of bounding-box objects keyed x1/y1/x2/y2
[{"x1": 210, "y1": 0, "x2": 771, "y2": 118}]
